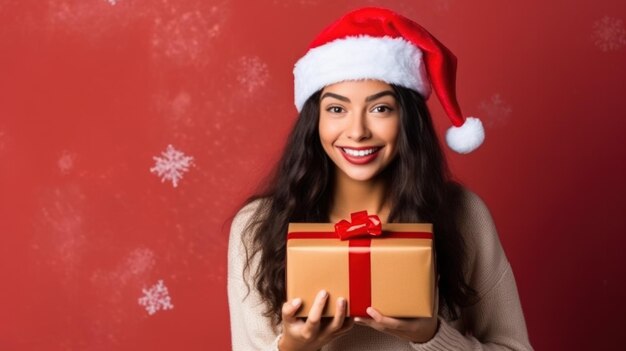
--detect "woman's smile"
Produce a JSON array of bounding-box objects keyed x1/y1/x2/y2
[{"x1": 337, "y1": 146, "x2": 383, "y2": 165}]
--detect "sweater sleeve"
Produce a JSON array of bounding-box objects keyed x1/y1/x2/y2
[
  {"x1": 227, "y1": 200, "x2": 282, "y2": 351},
  {"x1": 409, "y1": 189, "x2": 533, "y2": 351}
]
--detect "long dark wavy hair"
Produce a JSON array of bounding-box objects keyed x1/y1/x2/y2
[{"x1": 238, "y1": 84, "x2": 477, "y2": 326}]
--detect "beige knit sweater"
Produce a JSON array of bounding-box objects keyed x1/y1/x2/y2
[{"x1": 227, "y1": 189, "x2": 533, "y2": 350}]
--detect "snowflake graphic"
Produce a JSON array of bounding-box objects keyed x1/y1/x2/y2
[
  {"x1": 235, "y1": 55, "x2": 270, "y2": 95},
  {"x1": 138, "y1": 280, "x2": 174, "y2": 315},
  {"x1": 592, "y1": 16, "x2": 626, "y2": 52},
  {"x1": 58, "y1": 150, "x2": 76, "y2": 174},
  {"x1": 478, "y1": 94, "x2": 513, "y2": 128},
  {"x1": 151, "y1": 5, "x2": 225, "y2": 66},
  {"x1": 150, "y1": 144, "x2": 194, "y2": 188}
]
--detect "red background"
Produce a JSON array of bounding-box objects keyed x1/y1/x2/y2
[{"x1": 1, "y1": 0, "x2": 625, "y2": 350}]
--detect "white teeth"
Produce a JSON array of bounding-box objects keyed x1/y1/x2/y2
[{"x1": 342, "y1": 148, "x2": 379, "y2": 157}]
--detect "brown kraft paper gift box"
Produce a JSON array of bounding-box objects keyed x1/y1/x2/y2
[{"x1": 286, "y1": 221, "x2": 435, "y2": 318}]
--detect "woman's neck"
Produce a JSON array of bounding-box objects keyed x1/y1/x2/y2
[{"x1": 329, "y1": 170, "x2": 390, "y2": 223}]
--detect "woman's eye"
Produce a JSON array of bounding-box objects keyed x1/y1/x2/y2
[
  {"x1": 373, "y1": 106, "x2": 392, "y2": 113},
  {"x1": 327, "y1": 106, "x2": 344, "y2": 113}
]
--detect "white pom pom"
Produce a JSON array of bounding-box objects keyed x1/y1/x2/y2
[{"x1": 445, "y1": 117, "x2": 485, "y2": 154}]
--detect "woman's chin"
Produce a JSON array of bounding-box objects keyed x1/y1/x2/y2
[{"x1": 339, "y1": 168, "x2": 381, "y2": 182}]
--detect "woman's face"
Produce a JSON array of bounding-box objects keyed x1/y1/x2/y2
[{"x1": 319, "y1": 79, "x2": 400, "y2": 182}]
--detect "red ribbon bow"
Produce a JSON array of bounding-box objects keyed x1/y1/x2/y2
[{"x1": 334, "y1": 211, "x2": 382, "y2": 240}]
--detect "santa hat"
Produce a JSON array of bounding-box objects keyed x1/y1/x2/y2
[{"x1": 293, "y1": 7, "x2": 485, "y2": 154}]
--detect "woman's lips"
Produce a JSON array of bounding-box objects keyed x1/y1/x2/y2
[{"x1": 338, "y1": 146, "x2": 382, "y2": 165}]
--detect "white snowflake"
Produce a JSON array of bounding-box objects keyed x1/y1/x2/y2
[
  {"x1": 151, "y1": 5, "x2": 224, "y2": 65},
  {"x1": 138, "y1": 280, "x2": 174, "y2": 315},
  {"x1": 592, "y1": 16, "x2": 626, "y2": 52},
  {"x1": 58, "y1": 150, "x2": 76, "y2": 174},
  {"x1": 150, "y1": 144, "x2": 194, "y2": 188},
  {"x1": 235, "y1": 55, "x2": 270, "y2": 95},
  {"x1": 478, "y1": 94, "x2": 513, "y2": 128}
]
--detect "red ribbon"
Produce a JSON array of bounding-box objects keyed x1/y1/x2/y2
[
  {"x1": 348, "y1": 238, "x2": 371, "y2": 316},
  {"x1": 334, "y1": 210, "x2": 382, "y2": 240},
  {"x1": 288, "y1": 211, "x2": 432, "y2": 317}
]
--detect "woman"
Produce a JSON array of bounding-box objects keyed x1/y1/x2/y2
[{"x1": 228, "y1": 7, "x2": 532, "y2": 351}]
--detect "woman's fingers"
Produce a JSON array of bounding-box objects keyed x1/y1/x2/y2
[
  {"x1": 327, "y1": 297, "x2": 347, "y2": 332},
  {"x1": 281, "y1": 297, "x2": 302, "y2": 324},
  {"x1": 283, "y1": 293, "x2": 354, "y2": 348},
  {"x1": 354, "y1": 316, "x2": 385, "y2": 332},
  {"x1": 355, "y1": 307, "x2": 412, "y2": 332},
  {"x1": 356, "y1": 307, "x2": 438, "y2": 343},
  {"x1": 303, "y1": 290, "x2": 329, "y2": 333},
  {"x1": 366, "y1": 307, "x2": 405, "y2": 330}
]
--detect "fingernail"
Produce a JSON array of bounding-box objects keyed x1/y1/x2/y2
[
  {"x1": 292, "y1": 298, "x2": 302, "y2": 306},
  {"x1": 338, "y1": 297, "x2": 345, "y2": 306},
  {"x1": 318, "y1": 290, "x2": 327, "y2": 299},
  {"x1": 354, "y1": 317, "x2": 362, "y2": 323}
]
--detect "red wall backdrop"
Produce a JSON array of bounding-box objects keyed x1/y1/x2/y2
[{"x1": 1, "y1": 0, "x2": 625, "y2": 350}]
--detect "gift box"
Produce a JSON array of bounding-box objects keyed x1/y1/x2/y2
[{"x1": 286, "y1": 211, "x2": 435, "y2": 318}]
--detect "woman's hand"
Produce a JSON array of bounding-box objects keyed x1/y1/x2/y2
[
  {"x1": 353, "y1": 292, "x2": 440, "y2": 344},
  {"x1": 278, "y1": 290, "x2": 354, "y2": 351},
  {"x1": 353, "y1": 307, "x2": 438, "y2": 343}
]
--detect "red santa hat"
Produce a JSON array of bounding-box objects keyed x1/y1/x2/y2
[{"x1": 293, "y1": 7, "x2": 485, "y2": 154}]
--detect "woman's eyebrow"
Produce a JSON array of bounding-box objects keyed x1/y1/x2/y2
[
  {"x1": 365, "y1": 90, "x2": 396, "y2": 102},
  {"x1": 321, "y1": 92, "x2": 350, "y2": 102},
  {"x1": 320, "y1": 90, "x2": 397, "y2": 103}
]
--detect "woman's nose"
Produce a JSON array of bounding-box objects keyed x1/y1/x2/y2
[{"x1": 346, "y1": 112, "x2": 371, "y2": 141}]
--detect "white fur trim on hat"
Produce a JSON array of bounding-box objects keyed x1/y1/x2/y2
[
  {"x1": 445, "y1": 117, "x2": 485, "y2": 154},
  {"x1": 293, "y1": 35, "x2": 431, "y2": 111}
]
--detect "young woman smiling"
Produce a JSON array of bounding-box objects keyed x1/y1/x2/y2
[
  {"x1": 320, "y1": 81, "x2": 399, "y2": 183},
  {"x1": 227, "y1": 7, "x2": 532, "y2": 351}
]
